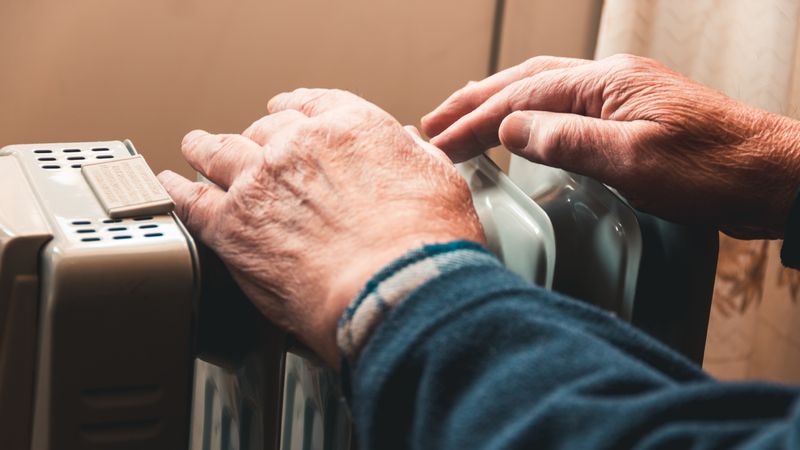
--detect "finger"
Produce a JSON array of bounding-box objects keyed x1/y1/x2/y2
[
  {"x1": 498, "y1": 110, "x2": 657, "y2": 186},
  {"x1": 267, "y1": 88, "x2": 366, "y2": 116},
  {"x1": 421, "y1": 56, "x2": 590, "y2": 138},
  {"x1": 404, "y1": 126, "x2": 451, "y2": 165},
  {"x1": 243, "y1": 110, "x2": 308, "y2": 146},
  {"x1": 182, "y1": 130, "x2": 264, "y2": 190},
  {"x1": 158, "y1": 170, "x2": 226, "y2": 245},
  {"x1": 430, "y1": 65, "x2": 600, "y2": 162}
]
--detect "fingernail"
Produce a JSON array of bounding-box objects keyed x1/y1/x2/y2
[
  {"x1": 267, "y1": 93, "x2": 286, "y2": 112},
  {"x1": 501, "y1": 112, "x2": 532, "y2": 151}
]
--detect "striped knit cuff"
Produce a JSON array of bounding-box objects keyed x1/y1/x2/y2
[{"x1": 337, "y1": 240, "x2": 500, "y2": 365}]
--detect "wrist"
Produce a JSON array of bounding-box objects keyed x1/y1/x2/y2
[
  {"x1": 317, "y1": 233, "x2": 486, "y2": 369},
  {"x1": 336, "y1": 240, "x2": 496, "y2": 367},
  {"x1": 751, "y1": 113, "x2": 800, "y2": 238}
]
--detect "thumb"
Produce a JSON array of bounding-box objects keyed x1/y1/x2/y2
[
  {"x1": 157, "y1": 170, "x2": 225, "y2": 245},
  {"x1": 499, "y1": 110, "x2": 653, "y2": 185}
]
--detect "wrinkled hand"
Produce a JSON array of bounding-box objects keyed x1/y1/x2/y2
[
  {"x1": 158, "y1": 89, "x2": 484, "y2": 367},
  {"x1": 422, "y1": 54, "x2": 800, "y2": 239}
]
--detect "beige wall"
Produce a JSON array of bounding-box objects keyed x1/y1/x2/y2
[
  {"x1": 1, "y1": 1, "x2": 603, "y2": 176},
  {"x1": 0, "y1": 1, "x2": 496, "y2": 177},
  {"x1": 488, "y1": 0, "x2": 603, "y2": 169},
  {"x1": 498, "y1": 0, "x2": 602, "y2": 66}
]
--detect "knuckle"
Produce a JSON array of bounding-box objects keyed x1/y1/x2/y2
[
  {"x1": 522, "y1": 55, "x2": 553, "y2": 73},
  {"x1": 536, "y1": 136, "x2": 558, "y2": 164},
  {"x1": 205, "y1": 135, "x2": 239, "y2": 178},
  {"x1": 267, "y1": 92, "x2": 288, "y2": 111},
  {"x1": 227, "y1": 194, "x2": 258, "y2": 230},
  {"x1": 605, "y1": 53, "x2": 652, "y2": 72},
  {"x1": 468, "y1": 120, "x2": 493, "y2": 149},
  {"x1": 216, "y1": 134, "x2": 240, "y2": 154},
  {"x1": 607, "y1": 53, "x2": 637, "y2": 64},
  {"x1": 251, "y1": 114, "x2": 270, "y2": 127},
  {"x1": 451, "y1": 87, "x2": 478, "y2": 111},
  {"x1": 277, "y1": 121, "x2": 317, "y2": 155},
  {"x1": 290, "y1": 119, "x2": 320, "y2": 140},
  {"x1": 340, "y1": 97, "x2": 381, "y2": 119},
  {"x1": 292, "y1": 87, "x2": 312, "y2": 97},
  {"x1": 298, "y1": 90, "x2": 329, "y2": 113},
  {"x1": 601, "y1": 54, "x2": 666, "y2": 101},
  {"x1": 278, "y1": 109, "x2": 306, "y2": 120},
  {"x1": 348, "y1": 104, "x2": 383, "y2": 122},
  {"x1": 454, "y1": 80, "x2": 478, "y2": 99},
  {"x1": 244, "y1": 117, "x2": 267, "y2": 138},
  {"x1": 531, "y1": 122, "x2": 562, "y2": 164},
  {"x1": 182, "y1": 184, "x2": 211, "y2": 228},
  {"x1": 506, "y1": 78, "x2": 535, "y2": 110},
  {"x1": 247, "y1": 110, "x2": 306, "y2": 141},
  {"x1": 513, "y1": 75, "x2": 534, "y2": 95},
  {"x1": 329, "y1": 88, "x2": 359, "y2": 103}
]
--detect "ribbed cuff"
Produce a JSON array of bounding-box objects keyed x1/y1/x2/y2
[{"x1": 336, "y1": 240, "x2": 499, "y2": 366}]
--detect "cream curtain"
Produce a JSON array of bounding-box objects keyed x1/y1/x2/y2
[{"x1": 595, "y1": 0, "x2": 800, "y2": 382}]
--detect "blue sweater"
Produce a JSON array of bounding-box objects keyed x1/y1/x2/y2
[{"x1": 337, "y1": 241, "x2": 800, "y2": 449}]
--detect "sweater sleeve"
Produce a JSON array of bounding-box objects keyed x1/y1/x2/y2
[{"x1": 338, "y1": 241, "x2": 800, "y2": 449}]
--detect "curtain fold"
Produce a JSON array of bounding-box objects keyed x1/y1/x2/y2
[{"x1": 596, "y1": 0, "x2": 800, "y2": 382}]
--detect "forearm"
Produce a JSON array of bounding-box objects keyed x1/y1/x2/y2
[{"x1": 341, "y1": 241, "x2": 800, "y2": 449}]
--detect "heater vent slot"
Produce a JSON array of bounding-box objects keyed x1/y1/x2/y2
[
  {"x1": 70, "y1": 217, "x2": 165, "y2": 242},
  {"x1": 80, "y1": 384, "x2": 162, "y2": 408},
  {"x1": 80, "y1": 419, "x2": 161, "y2": 444}
]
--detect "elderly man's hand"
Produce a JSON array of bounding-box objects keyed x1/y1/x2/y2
[
  {"x1": 158, "y1": 89, "x2": 485, "y2": 367},
  {"x1": 422, "y1": 54, "x2": 800, "y2": 239}
]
